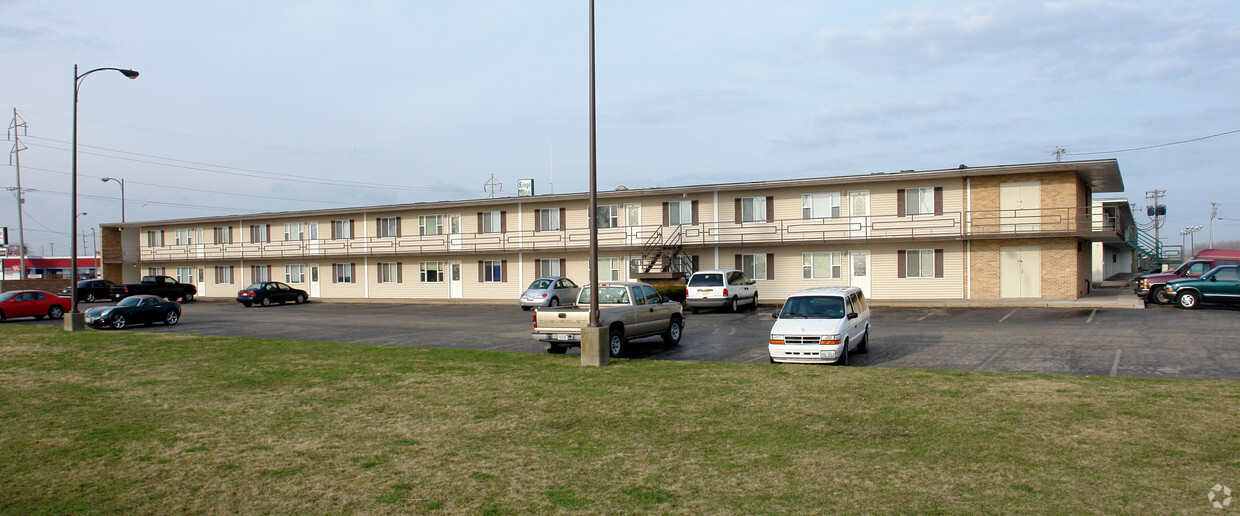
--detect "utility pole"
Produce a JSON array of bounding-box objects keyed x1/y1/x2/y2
[
  {"x1": 7, "y1": 108, "x2": 29, "y2": 279},
  {"x1": 1209, "y1": 202, "x2": 1218, "y2": 249},
  {"x1": 1146, "y1": 189, "x2": 1166, "y2": 257},
  {"x1": 483, "y1": 174, "x2": 502, "y2": 199}
]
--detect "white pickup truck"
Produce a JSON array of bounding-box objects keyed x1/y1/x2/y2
[{"x1": 531, "y1": 281, "x2": 685, "y2": 357}]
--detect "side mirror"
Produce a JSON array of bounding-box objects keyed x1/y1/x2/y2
[
  {"x1": 771, "y1": 312, "x2": 779, "y2": 319},
  {"x1": 847, "y1": 312, "x2": 858, "y2": 319}
]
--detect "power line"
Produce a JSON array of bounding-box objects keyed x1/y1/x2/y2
[
  {"x1": 21, "y1": 165, "x2": 355, "y2": 206},
  {"x1": 22, "y1": 188, "x2": 249, "y2": 212},
  {"x1": 1065, "y1": 128, "x2": 1240, "y2": 156}
]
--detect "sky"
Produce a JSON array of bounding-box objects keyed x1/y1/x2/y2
[{"x1": 2, "y1": 0, "x2": 1239, "y2": 257}]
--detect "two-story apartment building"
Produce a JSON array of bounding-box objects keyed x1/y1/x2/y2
[{"x1": 98, "y1": 159, "x2": 1128, "y2": 303}]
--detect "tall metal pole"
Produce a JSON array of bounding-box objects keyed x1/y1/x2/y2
[
  {"x1": 102, "y1": 177, "x2": 125, "y2": 223},
  {"x1": 587, "y1": 0, "x2": 599, "y2": 328},
  {"x1": 9, "y1": 108, "x2": 28, "y2": 279}
]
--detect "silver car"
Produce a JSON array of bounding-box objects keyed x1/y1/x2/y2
[{"x1": 520, "y1": 277, "x2": 580, "y2": 310}]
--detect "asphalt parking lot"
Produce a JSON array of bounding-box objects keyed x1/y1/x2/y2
[{"x1": 21, "y1": 299, "x2": 1240, "y2": 380}]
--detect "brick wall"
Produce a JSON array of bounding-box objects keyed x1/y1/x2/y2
[{"x1": 968, "y1": 237, "x2": 1088, "y2": 300}]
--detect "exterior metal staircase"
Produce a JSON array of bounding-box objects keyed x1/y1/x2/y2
[
  {"x1": 630, "y1": 226, "x2": 693, "y2": 280},
  {"x1": 1126, "y1": 227, "x2": 1183, "y2": 271}
]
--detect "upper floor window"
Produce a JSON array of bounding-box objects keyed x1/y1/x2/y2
[
  {"x1": 537, "y1": 208, "x2": 561, "y2": 231},
  {"x1": 213, "y1": 226, "x2": 233, "y2": 244},
  {"x1": 284, "y1": 222, "x2": 304, "y2": 241},
  {"x1": 331, "y1": 219, "x2": 353, "y2": 240},
  {"x1": 377, "y1": 217, "x2": 400, "y2": 238},
  {"x1": 419, "y1": 215, "x2": 443, "y2": 236},
  {"x1": 480, "y1": 211, "x2": 505, "y2": 234},
  {"x1": 736, "y1": 196, "x2": 771, "y2": 223},
  {"x1": 174, "y1": 228, "x2": 195, "y2": 246},
  {"x1": 146, "y1": 230, "x2": 164, "y2": 247},
  {"x1": 595, "y1": 205, "x2": 619, "y2": 229},
  {"x1": 666, "y1": 201, "x2": 696, "y2": 226},
  {"x1": 802, "y1": 193, "x2": 840, "y2": 219},
  {"x1": 899, "y1": 187, "x2": 942, "y2": 216},
  {"x1": 249, "y1": 224, "x2": 270, "y2": 243}
]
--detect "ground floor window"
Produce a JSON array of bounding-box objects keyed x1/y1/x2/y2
[
  {"x1": 175, "y1": 266, "x2": 194, "y2": 284},
  {"x1": 739, "y1": 253, "x2": 768, "y2": 280},
  {"x1": 597, "y1": 257, "x2": 621, "y2": 281},
  {"x1": 802, "y1": 251, "x2": 842, "y2": 279},
  {"x1": 378, "y1": 262, "x2": 401, "y2": 283},
  {"x1": 481, "y1": 260, "x2": 506, "y2": 283},
  {"x1": 900, "y1": 249, "x2": 944, "y2": 278},
  {"x1": 536, "y1": 258, "x2": 562, "y2": 278},
  {"x1": 421, "y1": 261, "x2": 444, "y2": 283},
  {"x1": 251, "y1": 265, "x2": 270, "y2": 283},
  {"x1": 332, "y1": 263, "x2": 354, "y2": 283},
  {"x1": 214, "y1": 266, "x2": 233, "y2": 284},
  {"x1": 285, "y1": 264, "x2": 305, "y2": 283}
]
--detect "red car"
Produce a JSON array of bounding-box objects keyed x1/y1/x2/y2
[{"x1": 0, "y1": 290, "x2": 70, "y2": 322}]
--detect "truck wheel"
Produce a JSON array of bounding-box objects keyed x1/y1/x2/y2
[
  {"x1": 86, "y1": 293, "x2": 97, "y2": 303},
  {"x1": 164, "y1": 310, "x2": 180, "y2": 325},
  {"x1": 662, "y1": 317, "x2": 683, "y2": 345},
  {"x1": 110, "y1": 315, "x2": 127, "y2": 330},
  {"x1": 261, "y1": 297, "x2": 271, "y2": 307},
  {"x1": 1176, "y1": 291, "x2": 1200, "y2": 309},
  {"x1": 183, "y1": 292, "x2": 195, "y2": 302},
  {"x1": 48, "y1": 305, "x2": 64, "y2": 320},
  {"x1": 1151, "y1": 288, "x2": 1170, "y2": 304},
  {"x1": 608, "y1": 328, "x2": 627, "y2": 358}
]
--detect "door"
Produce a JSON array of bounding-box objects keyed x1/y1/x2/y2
[
  {"x1": 850, "y1": 250, "x2": 871, "y2": 298},
  {"x1": 195, "y1": 266, "x2": 206, "y2": 296},
  {"x1": 999, "y1": 181, "x2": 1041, "y2": 233},
  {"x1": 307, "y1": 222, "x2": 320, "y2": 255},
  {"x1": 448, "y1": 214, "x2": 462, "y2": 251},
  {"x1": 449, "y1": 260, "x2": 463, "y2": 298},
  {"x1": 624, "y1": 203, "x2": 642, "y2": 245},
  {"x1": 848, "y1": 190, "x2": 870, "y2": 238},
  {"x1": 308, "y1": 263, "x2": 321, "y2": 298},
  {"x1": 1000, "y1": 246, "x2": 1041, "y2": 298}
]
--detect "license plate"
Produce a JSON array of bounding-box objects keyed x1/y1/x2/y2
[
  {"x1": 698, "y1": 289, "x2": 711, "y2": 294},
  {"x1": 556, "y1": 334, "x2": 572, "y2": 341}
]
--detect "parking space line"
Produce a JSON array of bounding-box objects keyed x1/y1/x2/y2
[
  {"x1": 917, "y1": 311, "x2": 934, "y2": 321},
  {"x1": 974, "y1": 347, "x2": 1004, "y2": 371},
  {"x1": 1086, "y1": 309, "x2": 1097, "y2": 324},
  {"x1": 1110, "y1": 349, "x2": 1122, "y2": 376},
  {"x1": 998, "y1": 309, "x2": 1018, "y2": 322}
]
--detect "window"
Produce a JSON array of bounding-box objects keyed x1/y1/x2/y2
[
  {"x1": 802, "y1": 252, "x2": 842, "y2": 279},
  {"x1": 284, "y1": 222, "x2": 304, "y2": 241},
  {"x1": 146, "y1": 230, "x2": 164, "y2": 247},
  {"x1": 419, "y1": 215, "x2": 443, "y2": 236},
  {"x1": 481, "y1": 260, "x2": 505, "y2": 283},
  {"x1": 331, "y1": 219, "x2": 353, "y2": 240},
  {"x1": 332, "y1": 263, "x2": 355, "y2": 283},
  {"x1": 251, "y1": 265, "x2": 270, "y2": 283},
  {"x1": 481, "y1": 211, "x2": 504, "y2": 233},
  {"x1": 148, "y1": 267, "x2": 165, "y2": 276},
  {"x1": 420, "y1": 261, "x2": 445, "y2": 283},
  {"x1": 1214, "y1": 267, "x2": 1239, "y2": 282},
  {"x1": 904, "y1": 249, "x2": 936, "y2": 278},
  {"x1": 378, "y1": 262, "x2": 401, "y2": 283},
  {"x1": 668, "y1": 201, "x2": 693, "y2": 226},
  {"x1": 175, "y1": 266, "x2": 194, "y2": 284},
  {"x1": 904, "y1": 187, "x2": 935, "y2": 216},
  {"x1": 802, "y1": 193, "x2": 840, "y2": 219},
  {"x1": 214, "y1": 266, "x2": 234, "y2": 284},
  {"x1": 249, "y1": 225, "x2": 269, "y2": 243},
  {"x1": 595, "y1": 205, "x2": 619, "y2": 229},
  {"x1": 285, "y1": 264, "x2": 305, "y2": 283},
  {"x1": 739, "y1": 253, "x2": 768, "y2": 280},
  {"x1": 307, "y1": 221, "x2": 319, "y2": 240},
  {"x1": 597, "y1": 257, "x2": 621, "y2": 281},
  {"x1": 213, "y1": 226, "x2": 233, "y2": 244},
  {"x1": 536, "y1": 258, "x2": 562, "y2": 278},
  {"x1": 537, "y1": 208, "x2": 561, "y2": 231},
  {"x1": 175, "y1": 228, "x2": 193, "y2": 246},
  {"x1": 377, "y1": 217, "x2": 399, "y2": 238},
  {"x1": 738, "y1": 196, "x2": 769, "y2": 223}
]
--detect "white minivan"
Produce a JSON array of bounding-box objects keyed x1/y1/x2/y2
[
  {"x1": 685, "y1": 269, "x2": 758, "y2": 313},
  {"x1": 768, "y1": 286, "x2": 871, "y2": 365}
]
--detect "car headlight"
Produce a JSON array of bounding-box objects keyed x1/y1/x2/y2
[
  {"x1": 769, "y1": 334, "x2": 785, "y2": 345},
  {"x1": 820, "y1": 335, "x2": 842, "y2": 345}
]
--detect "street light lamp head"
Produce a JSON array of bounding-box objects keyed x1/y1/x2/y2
[
  {"x1": 101, "y1": 177, "x2": 112, "y2": 183},
  {"x1": 120, "y1": 69, "x2": 139, "y2": 79}
]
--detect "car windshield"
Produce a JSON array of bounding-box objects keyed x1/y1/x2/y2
[
  {"x1": 117, "y1": 297, "x2": 142, "y2": 307},
  {"x1": 688, "y1": 274, "x2": 724, "y2": 287},
  {"x1": 245, "y1": 283, "x2": 265, "y2": 290},
  {"x1": 779, "y1": 296, "x2": 846, "y2": 319},
  {"x1": 528, "y1": 279, "x2": 553, "y2": 290},
  {"x1": 0, "y1": 292, "x2": 14, "y2": 302},
  {"x1": 578, "y1": 286, "x2": 629, "y2": 305}
]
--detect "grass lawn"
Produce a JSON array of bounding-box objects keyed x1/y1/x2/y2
[{"x1": 1, "y1": 325, "x2": 1237, "y2": 514}]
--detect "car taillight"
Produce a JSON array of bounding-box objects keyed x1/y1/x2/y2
[
  {"x1": 542, "y1": 293, "x2": 548, "y2": 298},
  {"x1": 684, "y1": 288, "x2": 689, "y2": 297},
  {"x1": 723, "y1": 288, "x2": 729, "y2": 296},
  {"x1": 532, "y1": 312, "x2": 537, "y2": 328}
]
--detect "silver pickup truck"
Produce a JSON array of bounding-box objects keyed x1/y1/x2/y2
[{"x1": 531, "y1": 281, "x2": 684, "y2": 357}]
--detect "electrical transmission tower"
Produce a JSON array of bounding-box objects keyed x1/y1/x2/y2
[
  {"x1": 483, "y1": 174, "x2": 503, "y2": 199},
  {"x1": 7, "y1": 108, "x2": 29, "y2": 279}
]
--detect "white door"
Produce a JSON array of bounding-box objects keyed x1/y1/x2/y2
[
  {"x1": 1000, "y1": 246, "x2": 1041, "y2": 298},
  {"x1": 624, "y1": 203, "x2": 642, "y2": 245},
  {"x1": 448, "y1": 214, "x2": 462, "y2": 252},
  {"x1": 848, "y1": 190, "x2": 870, "y2": 238},
  {"x1": 307, "y1": 222, "x2": 320, "y2": 255},
  {"x1": 999, "y1": 181, "x2": 1041, "y2": 233},
  {"x1": 308, "y1": 263, "x2": 321, "y2": 298},
  {"x1": 194, "y1": 227, "x2": 205, "y2": 259},
  {"x1": 448, "y1": 260, "x2": 463, "y2": 298},
  {"x1": 850, "y1": 250, "x2": 871, "y2": 298},
  {"x1": 195, "y1": 266, "x2": 206, "y2": 295}
]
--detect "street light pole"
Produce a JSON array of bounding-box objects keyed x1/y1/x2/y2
[
  {"x1": 101, "y1": 176, "x2": 125, "y2": 223},
  {"x1": 69, "y1": 64, "x2": 138, "y2": 331}
]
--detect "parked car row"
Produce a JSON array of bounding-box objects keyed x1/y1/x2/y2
[{"x1": 1135, "y1": 249, "x2": 1240, "y2": 304}]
